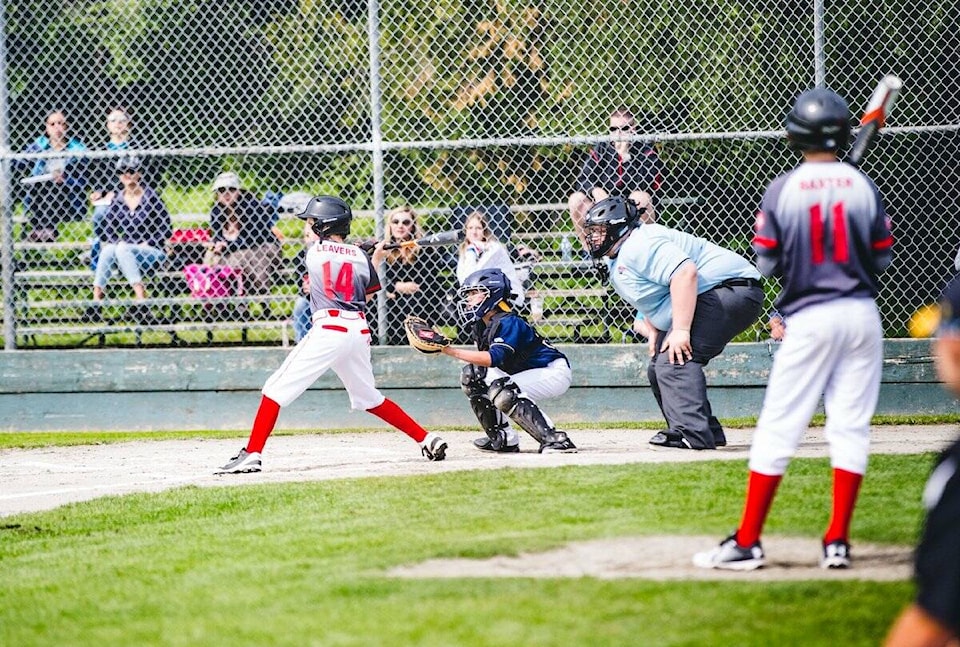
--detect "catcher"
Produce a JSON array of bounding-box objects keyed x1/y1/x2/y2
[{"x1": 405, "y1": 268, "x2": 577, "y2": 454}]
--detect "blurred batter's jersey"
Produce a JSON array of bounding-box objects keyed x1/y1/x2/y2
[
  {"x1": 752, "y1": 161, "x2": 893, "y2": 316},
  {"x1": 306, "y1": 239, "x2": 381, "y2": 313},
  {"x1": 477, "y1": 311, "x2": 568, "y2": 374}
]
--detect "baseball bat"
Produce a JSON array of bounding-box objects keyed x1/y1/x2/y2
[
  {"x1": 846, "y1": 74, "x2": 903, "y2": 167},
  {"x1": 382, "y1": 228, "x2": 463, "y2": 250}
]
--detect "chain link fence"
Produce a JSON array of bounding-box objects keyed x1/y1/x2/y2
[{"x1": 2, "y1": 0, "x2": 958, "y2": 349}]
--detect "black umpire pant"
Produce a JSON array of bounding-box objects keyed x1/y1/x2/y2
[{"x1": 647, "y1": 280, "x2": 764, "y2": 449}]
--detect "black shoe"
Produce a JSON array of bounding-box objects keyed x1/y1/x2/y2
[
  {"x1": 649, "y1": 430, "x2": 692, "y2": 449},
  {"x1": 539, "y1": 437, "x2": 578, "y2": 453},
  {"x1": 473, "y1": 436, "x2": 520, "y2": 453},
  {"x1": 714, "y1": 433, "x2": 727, "y2": 448}
]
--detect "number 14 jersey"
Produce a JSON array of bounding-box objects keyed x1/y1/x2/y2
[{"x1": 306, "y1": 240, "x2": 381, "y2": 314}]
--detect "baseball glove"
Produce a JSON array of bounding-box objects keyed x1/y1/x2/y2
[{"x1": 403, "y1": 315, "x2": 451, "y2": 354}]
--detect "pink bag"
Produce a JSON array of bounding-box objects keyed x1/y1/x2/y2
[{"x1": 183, "y1": 264, "x2": 244, "y2": 298}]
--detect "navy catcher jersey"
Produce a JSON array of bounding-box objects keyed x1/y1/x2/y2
[
  {"x1": 306, "y1": 240, "x2": 381, "y2": 313},
  {"x1": 477, "y1": 311, "x2": 567, "y2": 374},
  {"x1": 752, "y1": 160, "x2": 893, "y2": 316}
]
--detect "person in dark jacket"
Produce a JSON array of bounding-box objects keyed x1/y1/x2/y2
[
  {"x1": 87, "y1": 107, "x2": 163, "y2": 270},
  {"x1": 567, "y1": 106, "x2": 663, "y2": 248},
  {"x1": 89, "y1": 156, "x2": 171, "y2": 323},
  {"x1": 370, "y1": 206, "x2": 449, "y2": 345},
  {"x1": 208, "y1": 172, "x2": 283, "y2": 297}
]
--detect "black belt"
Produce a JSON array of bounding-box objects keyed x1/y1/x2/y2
[{"x1": 720, "y1": 278, "x2": 762, "y2": 288}]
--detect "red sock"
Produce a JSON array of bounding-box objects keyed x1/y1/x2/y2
[
  {"x1": 824, "y1": 468, "x2": 863, "y2": 544},
  {"x1": 246, "y1": 395, "x2": 281, "y2": 453},
  {"x1": 736, "y1": 471, "x2": 783, "y2": 547},
  {"x1": 367, "y1": 398, "x2": 427, "y2": 443}
]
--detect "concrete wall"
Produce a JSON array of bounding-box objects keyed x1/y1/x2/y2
[{"x1": 0, "y1": 340, "x2": 953, "y2": 432}]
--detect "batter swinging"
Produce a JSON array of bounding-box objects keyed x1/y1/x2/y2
[{"x1": 218, "y1": 195, "x2": 447, "y2": 474}]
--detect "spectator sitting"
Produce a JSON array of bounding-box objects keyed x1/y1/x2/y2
[
  {"x1": 208, "y1": 172, "x2": 283, "y2": 309},
  {"x1": 18, "y1": 109, "x2": 88, "y2": 242},
  {"x1": 87, "y1": 107, "x2": 162, "y2": 271},
  {"x1": 448, "y1": 210, "x2": 526, "y2": 342},
  {"x1": 292, "y1": 217, "x2": 320, "y2": 343},
  {"x1": 371, "y1": 206, "x2": 448, "y2": 345},
  {"x1": 87, "y1": 156, "x2": 171, "y2": 324},
  {"x1": 456, "y1": 210, "x2": 524, "y2": 307},
  {"x1": 568, "y1": 106, "x2": 663, "y2": 248}
]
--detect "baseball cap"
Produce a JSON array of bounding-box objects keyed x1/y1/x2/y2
[
  {"x1": 212, "y1": 171, "x2": 241, "y2": 192},
  {"x1": 115, "y1": 156, "x2": 142, "y2": 173}
]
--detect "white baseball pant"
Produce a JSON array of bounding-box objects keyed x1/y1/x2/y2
[
  {"x1": 749, "y1": 298, "x2": 882, "y2": 476},
  {"x1": 487, "y1": 358, "x2": 572, "y2": 445},
  {"x1": 262, "y1": 310, "x2": 384, "y2": 411}
]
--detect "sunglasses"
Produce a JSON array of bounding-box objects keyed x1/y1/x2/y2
[
  {"x1": 392, "y1": 218, "x2": 413, "y2": 226},
  {"x1": 117, "y1": 168, "x2": 139, "y2": 175},
  {"x1": 216, "y1": 187, "x2": 238, "y2": 194},
  {"x1": 610, "y1": 125, "x2": 634, "y2": 132}
]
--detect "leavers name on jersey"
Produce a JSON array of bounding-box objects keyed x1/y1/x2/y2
[{"x1": 320, "y1": 241, "x2": 360, "y2": 256}]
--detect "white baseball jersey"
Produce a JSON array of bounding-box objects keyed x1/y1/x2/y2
[
  {"x1": 262, "y1": 239, "x2": 386, "y2": 411},
  {"x1": 748, "y1": 160, "x2": 893, "y2": 476}
]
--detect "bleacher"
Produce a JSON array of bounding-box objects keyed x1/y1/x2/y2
[{"x1": 7, "y1": 202, "x2": 646, "y2": 349}]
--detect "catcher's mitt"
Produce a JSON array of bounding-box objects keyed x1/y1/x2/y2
[{"x1": 403, "y1": 315, "x2": 451, "y2": 354}]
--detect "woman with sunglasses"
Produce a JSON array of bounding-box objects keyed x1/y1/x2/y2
[
  {"x1": 207, "y1": 172, "x2": 283, "y2": 306},
  {"x1": 17, "y1": 109, "x2": 88, "y2": 242},
  {"x1": 87, "y1": 107, "x2": 161, "y2": 271},
  {"x1": 567, "y1": 106, "x2": 663, "y2": 248},
  {"x1": 371, "y1": 207, "x2": 449, "y2": 345},
  {"x1": 87, "y1": 156, "x2": 171, "y2": 324}
]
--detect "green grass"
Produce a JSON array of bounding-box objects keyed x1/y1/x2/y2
[
  {"x1": 0, "y1": 454, "x2": 933, "y2": 646},
  {"x1": 2, "y1": 413, "x2": 957, "y2": 450}
]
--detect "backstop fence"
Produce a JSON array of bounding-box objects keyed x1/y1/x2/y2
[{"x1": 1, "y1": 0, "x2": 958, "y2": 349}]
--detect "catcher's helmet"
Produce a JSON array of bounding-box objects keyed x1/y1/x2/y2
[
  {"x1": 785, "y1": 88, "x2": 851, "y2": 152},
  {"x1": 583, "y1": 196, "x2": 641, "y2": 259},
  {"x1": 457, "y1": 268, "x2": 513, "y2": 322},
  {"x1": 298, "y1": 195, "x2": 352, "y2": 239}
]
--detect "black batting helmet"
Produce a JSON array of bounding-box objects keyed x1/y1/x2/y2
[
  {"x1": 583, "y1": 196, "x2": 641, "y2": 259},
  {"x1": 299, "y1": 195, "x2": 352, "y2": 239},
  {"x1": 785, "y1": 88, "x2": 851, "y2": 152}
]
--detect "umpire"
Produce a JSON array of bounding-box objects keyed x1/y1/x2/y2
[{"x1": 583, "y1": 196, "x2": 763, "y2": 449}]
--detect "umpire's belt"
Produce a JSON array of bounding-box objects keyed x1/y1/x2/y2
[
  {"x1": 719, "y1": 277, "x2": 762, "y2": 288},
  {"x1": 312, "y1": 309, "x2": 366, "y2": 322}
]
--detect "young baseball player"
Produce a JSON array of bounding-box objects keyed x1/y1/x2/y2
[
  {"x1": 583, "y1": 196, "x2": 764, "y2": 451},
  {"x1": 439, "y1": 268, "x2": 577, "y2": 453},
  {"x1": 218, "y1": 195, "x2": 447, "y2": 473},
  {"x1": 885, "y1": 276, "x2": 960, "y2": 646},
  {"x1": 694, "y1": 88, "x2": 894, "y2": 570}
]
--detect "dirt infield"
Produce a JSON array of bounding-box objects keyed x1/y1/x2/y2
[{"x1": 3, "y1": 425, "x2": 954, "y2": 580}]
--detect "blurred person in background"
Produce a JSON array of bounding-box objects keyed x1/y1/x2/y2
[
  {"x1": 87, "y1": 107, "x2": 162, "y2": 271},
  {"x1": 88, "y1": 156, "x2": 171, "y2": 324},
  {"x1": 208, "y1": 172, "x2": 283, "y2": 315},
  {"x1": 567, "y1": 106, "x2": 663, "y2": 249},
  {"x1": 18, "y1": 109, "x2": 88, "y2": 242},
  {"x1": 371, "y1": 206, "x2": 448, "y2": 345}
]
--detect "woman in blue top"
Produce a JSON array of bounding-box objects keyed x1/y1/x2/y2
[
  {"x1": 89, "y1": 156, "x2": 171, "y2": 323},
  {"x1": 18, "y1": 109, "x2": 88, "y2": 242},
  {"x1": 439, "y1": 268, "x2": 577, "y2": 454}
]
